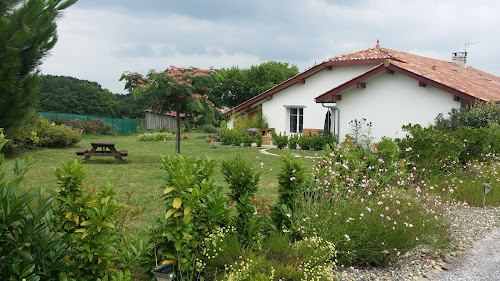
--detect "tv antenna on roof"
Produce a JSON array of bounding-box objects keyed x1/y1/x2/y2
[{"x1": 464, "y1": 42, "x2": 480, "y2": 52}]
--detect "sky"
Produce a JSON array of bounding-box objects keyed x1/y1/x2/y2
[{"x1": 40, "y1": 0, "x2": 500, "y2": 95}]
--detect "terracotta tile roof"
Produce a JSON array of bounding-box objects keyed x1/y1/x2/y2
[
  {"x1": 325, "y1": 47, "x2": 394, "y2": 62},
  {"x1": 231, "y1": 44, "x2": 500, "y2": 114},
  {"x1": 326, "y1": 46, "x2": 500, "y2": 102}
]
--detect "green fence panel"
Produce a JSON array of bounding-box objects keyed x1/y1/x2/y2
[{"x1": 38, "y1": 112, "x2": 137, "y2": 134}]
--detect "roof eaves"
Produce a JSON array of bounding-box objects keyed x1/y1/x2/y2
[{"x1": 315, "y1": 63, "x2": 386, "y2": 103}]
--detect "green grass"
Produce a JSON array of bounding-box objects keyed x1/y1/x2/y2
[{"x1": 2, "y1": 133, "x2": 316, "y2": 226}]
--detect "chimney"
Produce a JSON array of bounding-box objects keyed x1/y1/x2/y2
[{"x1": 452, "y1": 51, "x2": 467, "y2": 68}]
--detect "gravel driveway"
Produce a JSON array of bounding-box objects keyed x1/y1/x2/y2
[{"x1": 434, "y1": 226, "x2": 500, "y2": 281}]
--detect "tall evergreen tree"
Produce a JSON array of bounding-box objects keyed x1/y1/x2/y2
[{"x1": 0, "y1": 0, "x2": 77, "y2": 137}]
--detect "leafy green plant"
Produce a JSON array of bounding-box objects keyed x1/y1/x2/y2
[
  {"x1": 0, "y1": 149, "x2": 66, "y2": 281},
  {"x1": 153, "y1": 155, "x2": 217, "y2": 280},
  {"x1": 271, "y1": 132, "x2": 288, "y2": 149},
  {"x1": 287, "y1": 134, "x2": 299, "y2": 150},
  {"x1": 14, "y1": 115, "x2": 81, "y2": 148},
  {"x1": 221, "y1": 155, "x2": 262, "y2": 242},
  {"x1": 52, "y1": 160, "x2": 131, "y2": 280},
  {"x1": 242, "y1": 131, "x2": 253, "y2": 147},
  {"x1": 231, "y1": 130, "x2": 242, "y2": 147},
  {"x1": 250, "y1": 112, "x2": 269, "y2": 129},
  {"x1": 272, "y1": 151, "x2": 307, "y2": 231},
  {"x1": 137, "y1": 132, "x2": 175, "y2": 141},
  {"x1": 398, "y1": 124, "x2": 461, "y2": 175},
  {"x1": 254, "y1": 130, "x2": 263, "y2": 147},
  {"x1": 202, "y1": 124, "x2": 218, "y2": 134},
  {"x1": 298, "y1": 135, "x2": 310, "y2": 150}
]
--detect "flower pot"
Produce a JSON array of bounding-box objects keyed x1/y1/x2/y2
[{"x1": 153, "y1": 263, "x2": 175, "y2": 281}]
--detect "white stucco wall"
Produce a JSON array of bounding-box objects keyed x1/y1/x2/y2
[
  {"x1": 335, "y1": 72, "x2": 461, "y2": 141},
  {"x1": 261, "y1": 64, "x2": 377, "y2": 135}
]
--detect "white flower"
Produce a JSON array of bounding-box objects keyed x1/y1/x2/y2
[
  {"x1": 344, "y1": 234, "x2": 351, "y2": 241},
  {"x1": 286, "y1": 213, "x2": 291, "y2": 217}
]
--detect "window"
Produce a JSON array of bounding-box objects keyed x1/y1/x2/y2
[{"x1": 290, "y1": 108, "x2": 303, "y2": 133}]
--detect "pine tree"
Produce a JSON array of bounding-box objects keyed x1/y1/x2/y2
[{"x1": 0, "y1": 0, "x2": 77, "y2": 137}]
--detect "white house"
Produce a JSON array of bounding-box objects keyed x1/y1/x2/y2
[{"x1": 227, "y1": 41, "x2": 500, "y2": 141}]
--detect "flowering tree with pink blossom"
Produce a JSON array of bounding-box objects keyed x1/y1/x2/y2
[{"x1": 120, "y1": 66, "x2": 221, "y2": 154}]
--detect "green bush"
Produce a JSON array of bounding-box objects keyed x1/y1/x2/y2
[
  {"x1": 137, "y1": 132, "x2": 174, "y2": 141},
  {"x1": 219, "y1": 129, "x2": 232, "y2": 145},
  {"x1": 255, "y1": 130, "x2": 263, "y2": 147},
  {"x1": 298, "y1": 187, "x2": 447, "y2": 266},
  {"x1": 288, "y1": 134, "x2": 299, "y2": 150},
  {"x1": 298, "y1": 135, "x2": 310, "y2": 150},
  {"x1": 271, "y1": 132, "x2": 288, "y2": 149},
  {"x1": 435, "y1": 101, "x2": 500, "y2": 131},
  {"x1": 147, "y1": 155, "x2": 218, "y2": 279},
  {"x1": 231, "y1": 130, "x2": 242, "y2": 147},
  {"x1": 205, "y1": 233, "x2": 337, "y2": 280},
  {"x1": 293, "y1": 146, "x2": 449, "y2": 266},
  {"x1": 310, "y1": 134, "x2": 324, "y2": 151},
  {"x1": 71, "y1": 119, "x2": 116, "y2": 135},
  {"x1": 398, "y1": 124, "x2": 461, "y2": 175},
  {"x1": 222, "y1": 155, "x2": 263, "y2": 242},
  {"x1": 52, "y1": 160, "x2": 134, "y2": 280},
  {"x1": 0, "y1": 152, "x2": 67, "y2": 280},
  {"x1": 272, "y1": 151, "x2": 307, "y2": 231},
  {"x1": 202, "y1": 123, "x2": 218, "y2": 133},
  {"x1": 242, "y1": 131, "x2": 253, "y2": 147},
  {"x1": 250, "y1": 112, "x2": 269, "y2": 129},
  {"x1": 14, "y1": 115, "x2": 81, "y2": 148}
]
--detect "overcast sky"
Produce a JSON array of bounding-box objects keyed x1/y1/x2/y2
[{"x1": 40, "y1": 0, "x2": 500, "y2": 94}]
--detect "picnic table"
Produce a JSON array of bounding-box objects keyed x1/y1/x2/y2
[{"x1": 76, "y1": 141, "x2": 128, "y2": 163}]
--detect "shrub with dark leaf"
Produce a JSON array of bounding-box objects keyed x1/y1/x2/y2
[{"x1": 271, "y1": 132, "x2": 288, "y2": 149}]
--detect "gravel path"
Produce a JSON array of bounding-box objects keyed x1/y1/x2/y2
[{"x1": 434, "y1": 226, "x2": 500, "y2": 281}]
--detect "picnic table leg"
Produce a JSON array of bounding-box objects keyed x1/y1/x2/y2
[
  {"x1": 83, "y1": 147, "x2": 97, "y2": 162},
  {"x1": 109, "y1": 146, "x2": 123, "y2": 164}
]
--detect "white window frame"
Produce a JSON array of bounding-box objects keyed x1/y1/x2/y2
[{"x1": 284, "y1": 105, "x2": 305, "y2": 134}]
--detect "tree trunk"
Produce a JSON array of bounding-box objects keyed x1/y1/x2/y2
[{"x1": 176, "y1": 111, "x2": 181, "y2": 154}]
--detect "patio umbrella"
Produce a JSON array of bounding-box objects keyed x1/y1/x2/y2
[{"x1": 324, "y1": 110, "x2": 331, "y2": 135}]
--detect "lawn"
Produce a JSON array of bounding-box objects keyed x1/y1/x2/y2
[{"x1": 2, "y1": 133, "x2": 316, "y2": 226}]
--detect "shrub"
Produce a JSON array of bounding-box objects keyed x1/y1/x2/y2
[
  {"x1": 292, "y1": 146, "x2": 449, "y2": 266},
  {"x1": 255, "y1": 130, "x2": 263, "y2": 147},
  {"x1": 298, "y1": 135, "x2": 310, "y2": 150},
  {"x1": 398, "y1": 124, "x2": 461, "y2": 175},
  {"x1": 137, "y1": 132, "x2": 174, "y2": 141},
  {"x1": 202, "y1": 123, "x2": 218, "y2": 133},
  {"x1": 0, "y1": 152, "x2": 67, "y2": 281},
  {"x1": 250, "y1": 112, "x2": 269, "y2": 129},
  {"x1": 242, "y1": 132, "x2": 253, "y2": 147},
  {"x1": 231, "y1": 130, "x2": 242, "y2": 147},
  {"x1": 14, "y1": 115, "x2": 81, "y2": 148},
  {"x1": 272, "y1": 151, "x2": 307, "y2": 230},
  {"x1": 298, "y1": 187, "x2": 448, "y2": 266},
  {"x1": 219, "y1": 129, "x2": 232, "y2": 146},
  {"x1": 288, "y1": 134, "x2": 299, "y2": 150},
  {"x1": 435, "y1": 101, "x2": 500, "y2": 131},
  {"x1": 52, "y1": 160, "x2": 133, "y2": 280},
  {"x1": 206, "y1": 234, "x2": 337, "y2": 280},
  {"x1": 375, "y1": 137, "x2": 399, "y2": 166},
  {"x1": 81, "y1": 119, "x2": 116, "y2": 135},
  {"x1": 310, "y1": 134, "x2": 324, "y2": 151},
  {"x1": 222, "y1": 155, "x2": 263, "y2": 242},
  {"x1": 271, "y1": 132, "x2": 288, "y2": 149}
]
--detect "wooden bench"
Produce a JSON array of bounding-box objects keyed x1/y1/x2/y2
[
  {"x1": 76, "y1": 148, "x2": 88, "y2": 156},
  {"x1": 302, "y1": 128, "x2": 324, "y2": 137}
]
